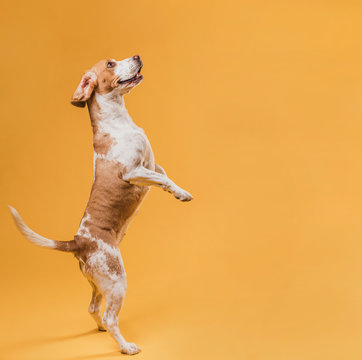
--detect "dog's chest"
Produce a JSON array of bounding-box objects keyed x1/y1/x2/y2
[{"x1": 95, "y1": 121, "x2": 155, "y2": 170}]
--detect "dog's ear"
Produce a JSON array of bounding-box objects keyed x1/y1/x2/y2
[{"x1": 71, "y1": 71, "x2": 98, "y2": 108}]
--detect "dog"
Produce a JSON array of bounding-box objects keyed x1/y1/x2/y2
[{"x1": 9, "y1": 55, "x2": 193, "y2": 355}]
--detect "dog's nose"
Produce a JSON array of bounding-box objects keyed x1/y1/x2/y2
[{"x1": 133, "y1": 55, "x2": 140, "y2": 61}]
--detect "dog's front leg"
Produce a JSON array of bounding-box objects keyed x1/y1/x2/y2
[
  {"x1": 123, "y1": 166, "x2": 193, "y2": 202},
  {"x1": 154, "y1": 164, "x2": 176, "y2": 194}
]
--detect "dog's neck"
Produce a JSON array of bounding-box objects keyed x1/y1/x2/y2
[{"x1": 87, "y1": 90, "x2": 136, "y2": 134}]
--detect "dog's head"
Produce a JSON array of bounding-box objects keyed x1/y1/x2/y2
[{"x1": 71, "y1": 55, "x2": 143, "y2": 108}]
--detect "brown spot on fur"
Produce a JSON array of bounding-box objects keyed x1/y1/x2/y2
[
  {"x1": 74, "y1": 235, "x2": 98, "y2": 264},
  {"x1": 86, "y1": 158, "x2": 146, "y2": 236},
  {"x1": 74, "y1": 158, "x2": 148, "y2": 263},
  {"x1": 105, "y1": 251, "x2": 123, "y2": 274},
  {"x1": 86, "y1": 92, "x2": 117, "y2": 155},
  {"x1": 93, "y1": 132, "x2": 116, "y2": 155}
]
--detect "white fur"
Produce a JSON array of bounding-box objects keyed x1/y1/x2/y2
[
  {"x1": 9, "y1": 206, "x2": 56, "y2": 248},
  {"x1": 76, "y1": 212, "x2": 91, "y2": 238},
  {"x1": 114, "y1": 57, "x2": 140, "y2": 81},
  {"x1": 94, "y1": 91, "x2": 155, "y2": 170}
]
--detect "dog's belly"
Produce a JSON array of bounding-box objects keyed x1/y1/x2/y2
[
  {"x1": 77, "y1": 159, "x2": 149, "y2": 246},
  {"x1": 116, "y1": 187, "x2": 149, "y2": 243}
]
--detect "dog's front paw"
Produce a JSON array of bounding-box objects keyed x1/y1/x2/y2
[
  {"x1": 174, "y1": 188, "x2": 193, "y2": 202},
  {"x1": 120, "y1": 342, "x2": 141, "y2": 355},
  {"x1": 161, "y1": 184, "x2": 172, "y2": 193}
]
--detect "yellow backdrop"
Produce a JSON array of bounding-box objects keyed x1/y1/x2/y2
[{"x1": 1, "y1": 0, "x2": 362, "y2": 359}]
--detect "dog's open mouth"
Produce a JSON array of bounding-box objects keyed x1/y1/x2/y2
[{"x1": 118, "y1": 66, "x2": 143, "y2": 85}]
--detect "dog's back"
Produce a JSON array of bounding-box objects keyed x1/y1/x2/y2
[{"x1": 74, "y1": 158, "x2": 149, "y2": 261}]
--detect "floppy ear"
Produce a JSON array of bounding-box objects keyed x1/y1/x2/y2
[{"x1": 71, "y1": 71, "x2": 97, "y2": 108}]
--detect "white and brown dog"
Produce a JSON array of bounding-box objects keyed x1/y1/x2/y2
[{"x1": 9, "y1": 55, "x2": 192, "y2": 355}]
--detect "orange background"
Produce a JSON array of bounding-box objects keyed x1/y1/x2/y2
[{"x1": 1, "y1": 0, "x2": 362, "y2": 359}]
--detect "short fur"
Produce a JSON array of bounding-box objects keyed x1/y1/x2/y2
[{"x1": 9, "y1": 55, "x2": 192, "y2": 355}]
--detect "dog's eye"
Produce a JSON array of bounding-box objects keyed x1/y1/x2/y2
[{"x1": 107, "y1": 61, "x2": 115, "y2": 68}]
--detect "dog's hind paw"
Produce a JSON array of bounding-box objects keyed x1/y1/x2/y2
[{"x1": 120, "y1": 342, "x2": 141, "y2": 355}]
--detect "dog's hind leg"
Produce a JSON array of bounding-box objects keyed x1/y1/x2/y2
[
  {"x1": 100, "y1": 279, "x2": 141, "y2": 355},
  {"x1": 88, "y1": 280, "x2": 106, "y2": 331}
]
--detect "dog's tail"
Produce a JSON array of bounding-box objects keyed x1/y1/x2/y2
[{"x1": 9, "y1": 206, "x2": 77, "y2": 253}]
